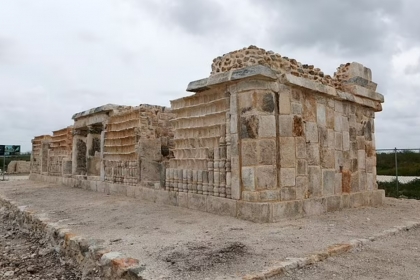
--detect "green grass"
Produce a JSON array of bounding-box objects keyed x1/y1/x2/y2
[{"x1": 378, "y1": 179, "x2": 420, "y2": 200}]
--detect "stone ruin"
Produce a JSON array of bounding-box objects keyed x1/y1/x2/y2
[{"x1": 30, "y1": 46, "x2": 385, "y2": 223}]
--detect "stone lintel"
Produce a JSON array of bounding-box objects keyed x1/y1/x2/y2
[
  {"x1": 186, "y1": 65, "x2": 277, "y2": 92},
  {"x1": 343, "y1": 76, "x2": 377, "y2": 91},
  {"x1": 72, "y1": 104, "x2": 128, "y2": 120},
  {"x1": 281, "y1": 74, "x2": 383, "y2": 111}
]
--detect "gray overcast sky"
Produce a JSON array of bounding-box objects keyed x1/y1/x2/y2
[{"x1": 0, "y1": 0, "x2": 419, "y2": 152}]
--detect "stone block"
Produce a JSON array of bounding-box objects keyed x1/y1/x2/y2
[
  {"x1": 237, "y1": 201, "x2": 270, "y2": 223},
  {"x1": 307, "y1": 143, "x2": 320, "y2": 165},
  {"x1": 323, "y1": 169, "x2": 336, "y2": 196},
  {"x1": 358, "y1": 150, "x2": 366, "y2": 170},
  {"x1": 242, "y1": 191, "x2": 261, "y2": 202},
  {"x1": 303, "y1": 198, "x2": 326, "y2": 216},
  {"x1": 305, "y1": 122, "x2": 318, "y2": 143},
  {"x1": 326, "y1": 195, "x2": 342, "y2": 212},
  {"x1": 126, "y1": 186, "x2": 136, "y2": 198},
  {"x1": 335, "y1": 173, "x2": 342, "y2": 195},
  {"x1": 178, "y1": 192, "x2": 188, "y2": 208},
  {"x1": 335, "y1": 132, "x2": 343, "y2": 151},
  {"x1": 270, "y1": 200, "x2": 303, "y2": 222},
  {"x1": 256, "y1": 165, "x2": 277, "y2": 190},
  {"x1": 317, "y1": 103, "x2": 326, "y2": 127},
  {"x1": 341, "y1": 194, "x2": 350, "y2": 208},
  {"x1": 297, "y1": 159, "x2": 308, "y2": 175},
  {"x1": 308, "y1": 166, "x2": 321, "y2": 197},
  {"x1": 240, "y1": 115, "x2": 259, "y2": 139},
  {"x1": 326, "y1": 106, "x2": 335, "y2": 129},
  {"x1": 359, "y1": 172, "x2": 367, "y2": 191},
  {"x1": 335, "y1": 151, "x2": 343, "y2": 171},
  {"x1": 303, "y1": 95, "x2": 317, "y2": 122},
  {"x1": 279, "y1": 115, "x2": 293, "y2": 137},
  {"x1": 291, "y1": 102, "x2": 302, "y2": 115},
  {"x1": 350, "y1": 192, "x2": 365, "y2": 208},
  {"x1": 140, "y1": 187, "x2": 156, "y2": 203},
  {"x1": 342, "y1": 131, "x2": 350, "y2": 151},
  {"x1": 280, "y1": 186, "x2": 296, "y2": 201},
  {"x1": 141, "y1": 161, "x2": 162, "y2": 182},
  {"x1": 320, "y1": 148, "x2": 335, "y2": 169},
  {"x1": 138, "y1": 140, "x2": 162, "y2": 161},
  {"x1": 296, "y1": 137, "x2": 307, "y2": 159},
  {"x1": 279, "y1": 90, "x2": 291, "y2": 115},
  {"x1": 230, "y1": 134, "x2": 239, "y2": 156},
  {"x1": 241, "y1": 141, "x2": 257, "y2": 166},
  {"x1": 367, "y1": 173, "x2": 374, "y2": 191},
  {"x1": 258, "y1": 92, "x2": 275, "y2": 113},
  {"x1": 334, "y1": 112, "x2": 343, "y2": 132},
  {"x1": 296, "y1": 176, "x2": 308, "y2": 200},
  {"x1": 238, "y1": 90, "x2": 253, "y2": 110},
  {"x1": 242, "y1": 167, "x2": 255, "y2": 191},
  {"x1": 206, "y1": 196, "x2": 237, "y2": 217},
  {"x1": 258, "y1": 140, "x2": 276, "y2": 165},
  {"x1": 280, "y1": 168, "x2": 296, "y2": 187},
  {"x1": 342, "y1": 116, "x2": 350, "y2": 132},
  {"x1": 259, "y1": 190, "x2": 280, "y2": 201},
  {"x1": 369, "y1": 190, "x2": 384, "y2": 207},
  {"x1": 258, "y1": 115, "x2": 276, "y2": 138},
  {"x1": 280, "y1": 137, "x2": 296, "y2": 167},
  {"x1": 188, "y1": 193, "x2": 207, "y2": 211}
]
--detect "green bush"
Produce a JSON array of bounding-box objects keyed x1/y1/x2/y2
[
  {"x1": 377, "y1": 151, "x2": 420, "y2": 176},
  {"x1": 378, "y1": 179, "x2": 420, "y2": 200}
]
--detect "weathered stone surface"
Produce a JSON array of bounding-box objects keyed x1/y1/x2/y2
[
  {"x1": 258, "y1": 139, "x2": 276, "y2": 165},
  {"x1": 206, "y1": 196, "x2": 237, "y2": 217},
  {"x1": 279, "y1": 115, "x2": 293, "y2": 137},
  {"x1": 241, "y1": 141, "x2": 257, "y2": 166},
  {"x1": 296, "y1": 176, "x2": 309, "y2": 200},
  {"x1": 307, "y1": 143, "x2": 320, "y2": 166},
  {"x1": 237, "y1": 201, "x2": 270, "y2": 223},
  {"x1": 240, "y1": 116, "x2": 259, "y2": 139},
  {"x1": 326, "y1": 195, "x2": 342, "y2": 212},
  {"x1": 303, "y1": 198, "x2": 326, "y2": 216},
  {"x1": 293, "y1": 115, "x2": 304, "y2": 136},
  {"x1": 259, "y1": 190, "x2": 280, "y2": 201},
  {"x1": 305, "y1": 122, "x2": 319, "y2": 143},
  {"x1": 256, "y1": 166, "x2": 277, "y2": 190},
  {"x1": 280, "y1": 137, "x2": 296, "y2": 168},
  {"x1": 242, "y1": 167, "x2": 255, "y2": 191},
  {"x1": 322, "y1": 170, "x2": 336, "y2": 196},
  {"x1": 296, "y1": 137, "x2": 307, "y2": 159},
  {"x1": 279, "y1": 90, "x2": 291, "y2": 115},
  {"x1": 271, "y1": 200, "x2": 303, "y2": 222},
  {"x1": 280, "y1": 168, "x2": 296, "y2": 187},
  {"x1": 280, "y1": 186, "x2": 296, "y2": 201},
  {"x1": 317, "y1": 103, "x2": 326, "y2": 127},
  {"x1": 188, "y1": 193, "x2": 207, "y2": 211},
  {"x1": 297, "y1": 159, "x2": 308, "y2": 175},
  {"x1": 258, "y1": 115, "x2": 276, "y2": 138},
  {"x1": 308, "y1": 166, "x2": 321, "y2": 197}
]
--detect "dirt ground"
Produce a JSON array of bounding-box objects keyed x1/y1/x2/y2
[
  {"x1": 1, "y1": 179, "x2": 420, "y2": 279},
  {"x1": 282, "y1": 227, "x2": 420, "y2": 280}
]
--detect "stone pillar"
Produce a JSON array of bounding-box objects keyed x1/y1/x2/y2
[{"x1": 100, "y1": 130, "x2": 106, "y2": 181}]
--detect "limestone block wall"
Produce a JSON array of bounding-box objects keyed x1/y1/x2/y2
[
  {"x1": 166, "y1": 88, "x2": 231, "y2": 197},
  {"x1": 30, "y1": 135, "x2": 51, "y2": 174},
  {"x1": 7, "y1": 161, "x2": 30, "y2": 174},
  {"x1": 48, "y1": 127, "x2": 73, "y2": 176},
  {"x1": 103, "y1": 104, "x2": 174, "y2": 186}
]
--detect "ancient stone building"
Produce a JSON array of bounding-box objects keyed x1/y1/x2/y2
[
  {"x1": 30, "y1": 135, "x2": 52, "y2": 174},
  {"x1": 30, "y1": 46, "x2": 385, "y2": 223}
]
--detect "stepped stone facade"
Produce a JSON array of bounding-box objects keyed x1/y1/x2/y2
[{"x1": 30, "y1": 46, "x2": 385, "y2": 223}]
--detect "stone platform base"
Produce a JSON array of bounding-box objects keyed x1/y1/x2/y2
[{"x1": 29, "y1": 174, "x2": 384, "y2": 223}]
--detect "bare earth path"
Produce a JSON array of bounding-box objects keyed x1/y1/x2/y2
[
  {"x1": 281, "y1": 227, "x2": 420, "y2": 280},
  {"x1": 1, "y1": 179, "x2": 420, "y2": 279}
]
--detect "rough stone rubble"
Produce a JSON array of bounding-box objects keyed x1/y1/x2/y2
[{"x1": 30, "y1": 45, "x2": 385, "y2": 223}]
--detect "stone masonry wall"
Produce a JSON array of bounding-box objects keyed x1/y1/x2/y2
[
  {"x1": 103, "y1": 104, "x2": 174, "y2": 186},
  {"x1": 30, "y1": 135, "x2": 51, "y2": 174},
  {"x1": 167, "y1": 87, "x2": 231, "y2": 197},
  {"x1": 48, "y1": 127, "x2": 73, "y2": 176}
]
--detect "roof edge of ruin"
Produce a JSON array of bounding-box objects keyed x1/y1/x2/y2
[{"x1": 71, "y1": 104, "x2": 129, "y2": 120}]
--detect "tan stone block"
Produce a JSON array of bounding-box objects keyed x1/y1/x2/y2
[
  {"x1": 341, "y1": 193, "x2": 350, "y2": 208},
  {"x1": 178, "y1": 192, "x2": 188, "y2": 208},
  {"x1": 242, "y1": 191, "x2": 261, "y2": 202},
  {"x1": 293, "y1": 115, "x2": 304, "y2": 137},
  {"x1": 307, "y1": 143, "x2": 320, "y2": 166},
  {"x1": 238, "y1": 91, "x2": 253, "y2": 110},
  {"x1": 280, "y1": 186, "x2": 296, "y2": 201},
  {"x1": 206, "y1": 196, "x2": 237, "y2": 217},
  {"x1": 296, "y1": 176, "x2": 308, "y2": 200},
  {"x1": 323, "y1": 169, "x2": 336, "y2": 196},
  {"x1": 335, "y1": 132, "x2": 343, "y2": 150},
  {"x1": 237, "y1": 201, "x2": 270, "y2": 223},
  {"x1": 335, "y1": 100, "x2": 344, "y2": 113},
  {"x1": 280, "y1": 137, "x2": 296, "y2": 167},
  {"x1": 367, "y1": 173, "x2": 375, "y2": 191},
  {"x1": 317, "y1": 103, "x2": 326, "y2": 127},
  {"x1": 327, "y1": 129, "x2": 335, "y2": 148},
  {"x1": 303, "y1": 95, "x2": 317, "y2": 122},
  {"x1": 296, "y1": 137, "x2": 307, "y2": 159},
  {"x1": 350, "y1": 192, "x2": 365, "y2": 208},
  {"x1": 297, "y1": 159, "x2": 308, "y2": 175},
  {"x1": 335, "y1": 151, "x2": 343, "y2": 171},
  {"x1": 303, "y1": 198, "x2": 326, "y2": 216},
  {"x1": 291, "y1": 102, "x2": 302, "y2": 115},
  {"x1": 258, "y1": 140, "x2": 276, "y2": 165},
  {"x1": 359, "y1": 171, "x2": 367, "y2": 191},
  {"x1": 279, "y1": 115, "x2": 293, "y2": 137},
  {"x1": 320, "y1": 148, "x2": 335, "y2": 169},
  {"x1": 258, "y1": 115, "x2": 276, "y2": 138},
  {"x1": 369, "y1": 190, "x2": 384, "y2": 207},
  {"x1": 305, "y1": 122, "x2": 318, "y2": 143},
  {"x1": 242, "y1": 167, "x2": 255, "y2": 191},
  {"x1": 326, "y1": 106, "x2": 335, "y2": 129},
  {"x1": 270, "y1": 200, "x2": 303, "y2": 222},
  {"x1": 256, "y1": 92, "x2": 276, "y2": 113},
  {"x1": 256, "y1": 165, "x2": 277, "y2": 190},
  {"x1": 308, "y1": 166, "x2": 321, "y2": 197},
  {"x1": 326, "y1": 195, "x2": 342, "y2": 212},
  {"x1": 241, "y1": 141, "x2": 257, "y2": 166},
  {"x1": 342, "y1": 131, "x2": 350, "y2": 151},
  {"x1": 351, "y1": 172, "x2": 360, "y2": 192},
  {"x1": 280, "y1": 168, "x2": 296, "y2": 187},
  {"x1": 188, "y1": 193, "x2": 207, "y2": 211},
  {"x1": 334, "y1": 112, "x2": 343, "y2": 132},
  {"x1": 358, "y1": 150, "x2": 366, "y2": 170},
  {"x1": 335, "y1": 173, "x2": 342, "y2": 195},
  {"x1": 357, "y1": 136, "x2": 365, "y2": 150},
  {"x1": 259, "y1": 190, "x2": 280, "y2": 201},
  {"x1": 279, "y1": 90, "x2": 291, "y2": 115}
]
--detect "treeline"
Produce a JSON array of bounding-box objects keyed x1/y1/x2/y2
[
  {"x1": 377, "y1": 151, "x2": 420, "y2": 176},
  {"x1": 0, "y1": 153, "x2": 31, "y2": 171},
  {"x1": 378, "y1": 179, "x2": 420, "y2": 200}
]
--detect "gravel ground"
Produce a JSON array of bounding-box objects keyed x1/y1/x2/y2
[
  {"x1": 1, "y1": 179, "x2": 420, "y2": 279},
  {"x1": 281, "y1": 227, "x2": 420, "y2": 280},
  {"x1": 0, "y1": 208, "x2": 86, "y2": 279}
]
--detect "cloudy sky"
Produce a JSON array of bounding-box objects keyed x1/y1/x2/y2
[{"x1": 0, "y1": 0, "x2": 419, "y2": 152}]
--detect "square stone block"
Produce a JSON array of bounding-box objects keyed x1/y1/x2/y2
[
  {"x1": 271, "y1": 200, "x2": 303, "y2": 222},
  {"x1": 369, "y1": 190, "x2": 384, "y2": 207},
  {"x1": 258, "y1": 140, "x2": 276, "y2": 165},
  {"x1": 256, "y1": 165, "x2": 277, "y2": 190},
  {"x1": 320, "y1": 148, "x2": 335, "y2": 169},
  {"x1": 241, "y1": 141, "x2": 257, "y2": 166},
  {"x1": 292, "y1": 102, "x2": 302, "y2": 115},
  {"x1": 242, "y1": 167, "x2": 255, "y2": 191},
  {"x1": 206, "y1": 196, "x2": 237, "y2": 217},
  {"x1": 323, "y1": 169, "x2": 336, "y2": 196},
  {"x1": 326, "y1": 195, "x2": 342, "y2": 212},
  {"x1": 280, "y1": 186, "x2": 296, "y2": 201},
  {"x1": 242, "y1": 191, "x2": 261, "y2": 202},
  {"x1": 259, "y1": 190, "x2": 280, "y2": 201},
  {"x1": 237, "y1": 201, "x2": 270, "y2": 223},
  {"x1": 279, "y1": 115, "x2": 293, "y2": 137},
  {"x1": 296, "y1": 176, "x2": 309, "y2": 200},
  {"x1": 350, "y1": 192, "x2": 366, "y2": 208},
  {"x1": 258, "y1": 115, "x2": 276, "y2": 138},
  {"x1": 303, "y1": 198, "x2": 326, "y2": 216},
  {"x1": 307, "y1": 143, "x2": 320, "y2": 166},
  {"x1": 280, "y1": 137, "x2": 296, "y2": 167},
  {"x1": 305, "y1": 122, "x2": 319, "y2": 143},
  {"x1": 280, "y1": 168, "x2": 296, "y2": 187},
  {"x1": 279, "y1": 91, "x2": 291, "y2": 115}
]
